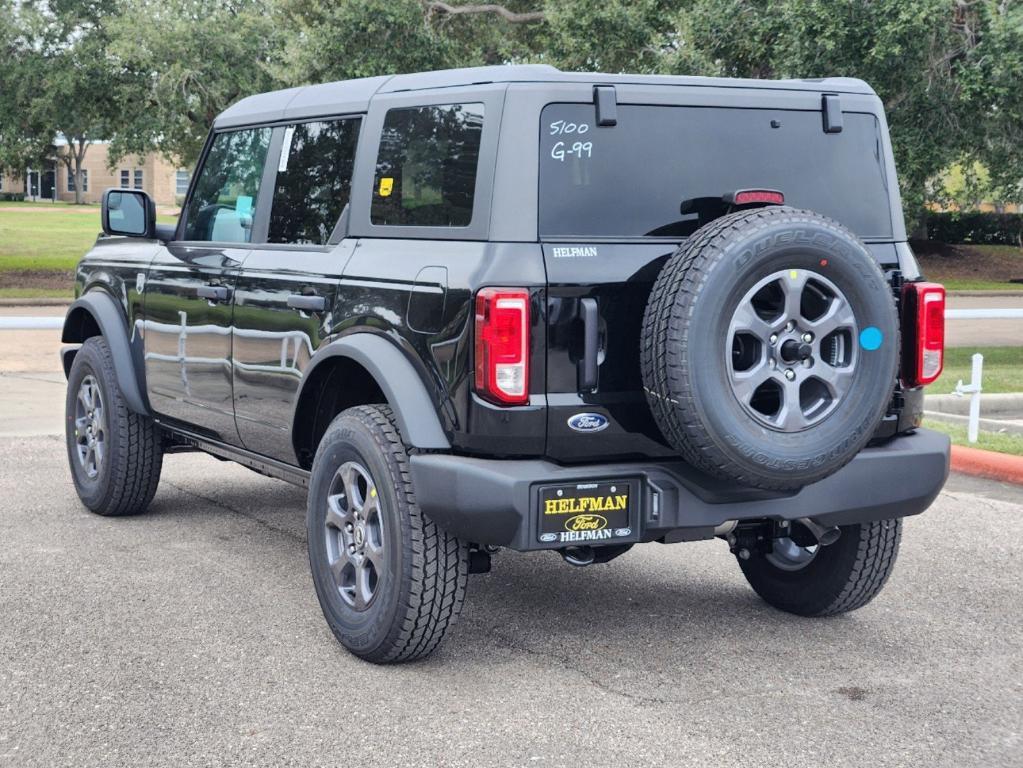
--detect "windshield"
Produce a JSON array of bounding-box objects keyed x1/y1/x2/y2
[{"x1": 539, "y1": 103, "x2": 893, "y2": 240}]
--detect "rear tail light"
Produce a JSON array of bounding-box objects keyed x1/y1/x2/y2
[
  {"x1": 474, "y1": 288, "x2": 530, "y2": 405},
  {"x1": 902, "y1": 282, "x2": 945, "y2": 386}
]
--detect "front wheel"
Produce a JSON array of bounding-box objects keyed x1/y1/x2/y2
[
  {"x1": 738, "y1": 518, "x2": 902, "y2": 616},
  {"x1": 307, "y1": 405, "x2": 469, "y2": 663},
  {"x1": 65, "y1": 336, "x2": 163, "y2": 516}
]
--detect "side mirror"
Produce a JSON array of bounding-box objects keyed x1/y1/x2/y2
[{"x1": 102, "y1": 189, "x2": 155, "y2": 238}]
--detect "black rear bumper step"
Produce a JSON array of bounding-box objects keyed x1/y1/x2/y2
[{"x1": 410, "y1": 429, "x2": 950, "y2": 551}]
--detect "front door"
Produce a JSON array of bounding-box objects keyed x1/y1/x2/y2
[
  {"x1": 41, "y1": 168, "x2": 55, "y2": 200},
  {"x1": 143, "y1": 245, "x2": 248, "y2": 442},
  {"x1": 231, "y1": 117, "x2": 362, "y2": 463},
  {"x1": 143, "y1": 125, "x2": 275, "y2": 444}
]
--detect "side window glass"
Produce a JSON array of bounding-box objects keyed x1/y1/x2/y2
[
  {"x1": 183, "y1": 127, "x2": 272, "y2": 243},
  {"x1": 371, "y1": 103, "x2": 484, "y2": 228},
  {"x1": 268, "y1": 118, "x2": 361, "y2": 245}
]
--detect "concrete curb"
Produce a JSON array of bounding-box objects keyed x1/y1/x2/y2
[
  {"x1": 925, "y1": 410, "x2": 1023, "y2": 437},
  {"x1": 925, "y1": 392, "x2": 1023, "y2": 416},
  {"x1": 951, "y1": 444, "x2": 1023, "y2": 485},
  {"x1": 0, "y1": 298, "x2": 72, "y2": 307}
]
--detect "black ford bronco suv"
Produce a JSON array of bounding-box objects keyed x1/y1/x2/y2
[{"x1": 62, "y1": 65, "x2": 950, "y2": 663}]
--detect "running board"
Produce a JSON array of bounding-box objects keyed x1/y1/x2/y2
[{"x1": 157, "y1": 422, "x2": 311, "y2": 488}]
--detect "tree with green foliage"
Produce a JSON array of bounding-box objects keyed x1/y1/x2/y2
[
  {"x1": 6, "y1": 0, "x2": 1019, "y2": 223},
  {"x1": 106, "y1": 0, "x2": 283, "y2": 170},
  {"x1": 656, "y1": 0, "x2": 1022, "y2": 229},
  {"x1": 0, "y1": 0, "x2": 131, "y2": 203}
]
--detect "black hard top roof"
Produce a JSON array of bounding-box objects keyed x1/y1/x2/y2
[{"x1": 214, "y1": 64, "x2": 876, "y2": 129}]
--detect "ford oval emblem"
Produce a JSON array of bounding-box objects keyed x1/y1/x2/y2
[{"x1": 567, "y1": 413, "x2": 609, "y2": 433}]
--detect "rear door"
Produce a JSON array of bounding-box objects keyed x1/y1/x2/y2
[
  {"x1": 539, "y1": 95, "x2": 895, "y2": 462},
  {"x1": 231, "y1": 117, "x2": 362, "y2": 463},
  {"x1": 143, "y1": 126, "x2": 273, "y2": 443}
]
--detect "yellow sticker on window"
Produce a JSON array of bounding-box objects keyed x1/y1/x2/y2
[{"x1": 378, "y1": 177, "x2": 393, "y2": 197}]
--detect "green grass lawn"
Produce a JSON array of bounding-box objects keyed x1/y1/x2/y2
[
  {"x1": 923, "y1": 419, "x2": 1023, "y2": 457},
  {"x1": 928, "y1": 346, "x2": 1023, "y2": 394},
  {"x1": 0, "y1": 199, "x2": 99, "y2": 207},
  {"x1": 940, "y1": 278, "x2": 1021, "y2": 291},
  {"x1": 0, "y1": 208, "x2": 107, "y2": 270},
  {"x1": 0, "y1": 204, "x2": 179, "y2": 294}
]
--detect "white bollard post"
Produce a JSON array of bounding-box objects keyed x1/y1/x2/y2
[{"x1": 967, "y1": 353, "x2": 983, "y2": 444}]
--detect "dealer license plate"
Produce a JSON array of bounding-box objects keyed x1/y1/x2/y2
[{"x1": 538, "y1": 481, "x2": 633, "y2": 544}]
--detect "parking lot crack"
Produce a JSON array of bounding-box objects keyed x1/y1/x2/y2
[
  {"x1": 488, "y1": 628, "x2": 675, "y2": 707},
  {"x1": 161, "y1": 479, "x2": 304, "y2": 544}
]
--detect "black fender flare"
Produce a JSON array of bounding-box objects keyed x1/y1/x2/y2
[
  {"x1": 61, "y1": 292, "x2": 149, "y2": 415},
  {"x1": 296, "y1": 334, "x2": 451, "y2": 451}
]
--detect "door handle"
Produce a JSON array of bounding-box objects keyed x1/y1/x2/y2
[
  {"x1": 287, "y1": 294, "x2": 326, "y2": 312},
  {"x1": 197, "y1": 284, "x2": 230, "y2": 302},
  {"x1": 578, "y1": 297, "x2": 599, "y2": 391}
]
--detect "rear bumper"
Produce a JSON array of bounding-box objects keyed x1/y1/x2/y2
[{"x1": 409, "y1": 428, "x2": 950, "y2": 551}]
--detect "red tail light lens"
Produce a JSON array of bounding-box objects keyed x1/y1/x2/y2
[
  {"x1": 902, "y1": 282, "x2": 945, "y2": 386},
  {"x1": 731, "y1": 189, "x2": 785, "y2": 206},
  {"x1": 474, "y1": 288, "x2": 530, "y2": 405}
]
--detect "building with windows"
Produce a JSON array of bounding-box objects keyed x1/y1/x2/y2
[{"x1": 0, "y1": 141, "x2": 190, "y2": 207}]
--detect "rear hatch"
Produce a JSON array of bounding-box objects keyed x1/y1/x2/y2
[{"x1": 540, "y1": 97, "x2": 896, "y2": 462}]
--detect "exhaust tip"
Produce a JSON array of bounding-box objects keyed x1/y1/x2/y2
[
  {"x1": 560, "y1": 546, "x2": 595, "y2": 567},
  {"x1": 797, "y1": 517, "x2": 842, "y2": 547}
]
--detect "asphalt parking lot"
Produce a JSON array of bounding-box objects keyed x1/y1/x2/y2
[
  {"x1": 0, "y1": 442, "x2": 1020, "y2": 767},
  {"x1": 0, "y1": 322, "x2": 1021, "y2": 767}
]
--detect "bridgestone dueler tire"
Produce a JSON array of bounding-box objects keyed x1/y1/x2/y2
[
  {"x1": 640, "y1": 207, "x2": 899, "y2": 490},
  {"x1": 738, "y1": 519, "x2": 902, "y2": 616},
  {"x1": 65, "y1": 336, "x2": 163, "y2": 516},
  {"x1": 307, "y1": 405, "x2": 469, "y2": 663}
]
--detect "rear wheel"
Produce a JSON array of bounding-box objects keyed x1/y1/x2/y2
[
  {"x1": 307, "y1": 405, "x2": 469, "y2": 663},
  {"x1": 738, "y1": 518, "x2": 902, "y2": 616},
  {"x1": 65, "y1": 336, "x2": 163, "y2": 516}
]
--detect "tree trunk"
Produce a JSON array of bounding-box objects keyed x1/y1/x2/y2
[{"x1": 60, "y1": 155, "x2": 74, "y2": 203}]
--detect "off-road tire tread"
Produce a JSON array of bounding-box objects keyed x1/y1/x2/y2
[
  {"x1": 740, "y1": 519, "x2": 902, "y2": 616},
  {"x1": 322, "y1": 405, "x2": 468, "y2": 663},
  {"x1": 640, "y1": 206, "x2": 895, "y2": 490},
  {"x1": 821, "y1": 518, "x2": 902, "y2": 615},
  {"x1": 69, "y1": 336, "x2": 163, "y2": 516}
]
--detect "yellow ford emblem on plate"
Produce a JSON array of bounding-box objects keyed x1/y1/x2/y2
[{"x1": 565, "y1": 514, "x2": 607, "y2": 532}]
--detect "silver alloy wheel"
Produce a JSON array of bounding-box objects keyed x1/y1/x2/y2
[
  {"x1": 324, "y1": 461, "x2": 386, "y2": 611},
  {"x1": 73, "y1": 375, "x2": 107, "y2": 479},
  {"x1": 727, "y1": 269, "x2": 858, "y2": 432},
  {"x1": 765, "y1": 537, "x2": 819, "y2": 572}
]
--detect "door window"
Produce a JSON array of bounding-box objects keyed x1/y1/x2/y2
[
  {"x1": 183, "y1": 127, "x2": 273, "y2": 243},
  {"x1": 268, "y1": 118, "x2": 361, "y2": 245},
  {"x1": 371, "y1": 103, "x2": 484, "y2": 227}
]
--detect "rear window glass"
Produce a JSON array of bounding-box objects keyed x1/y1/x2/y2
[
  {"x1": 539, "y1": 104, "x2": 893, "y2": 240},
  {"x1": 268, "y1": 118, "x2": 360, "y2": 245},
  {"x1": 371, "y1": 103, "x2": 484, "y2": 228}
]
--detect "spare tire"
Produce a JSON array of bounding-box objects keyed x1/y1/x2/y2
[{"x1": 641, "y1": 207, "x2": 899, "y2": 490}]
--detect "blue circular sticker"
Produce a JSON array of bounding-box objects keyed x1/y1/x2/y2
[{"x1": 859, "y1": 326, "x2": 883, "y2": 351}]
